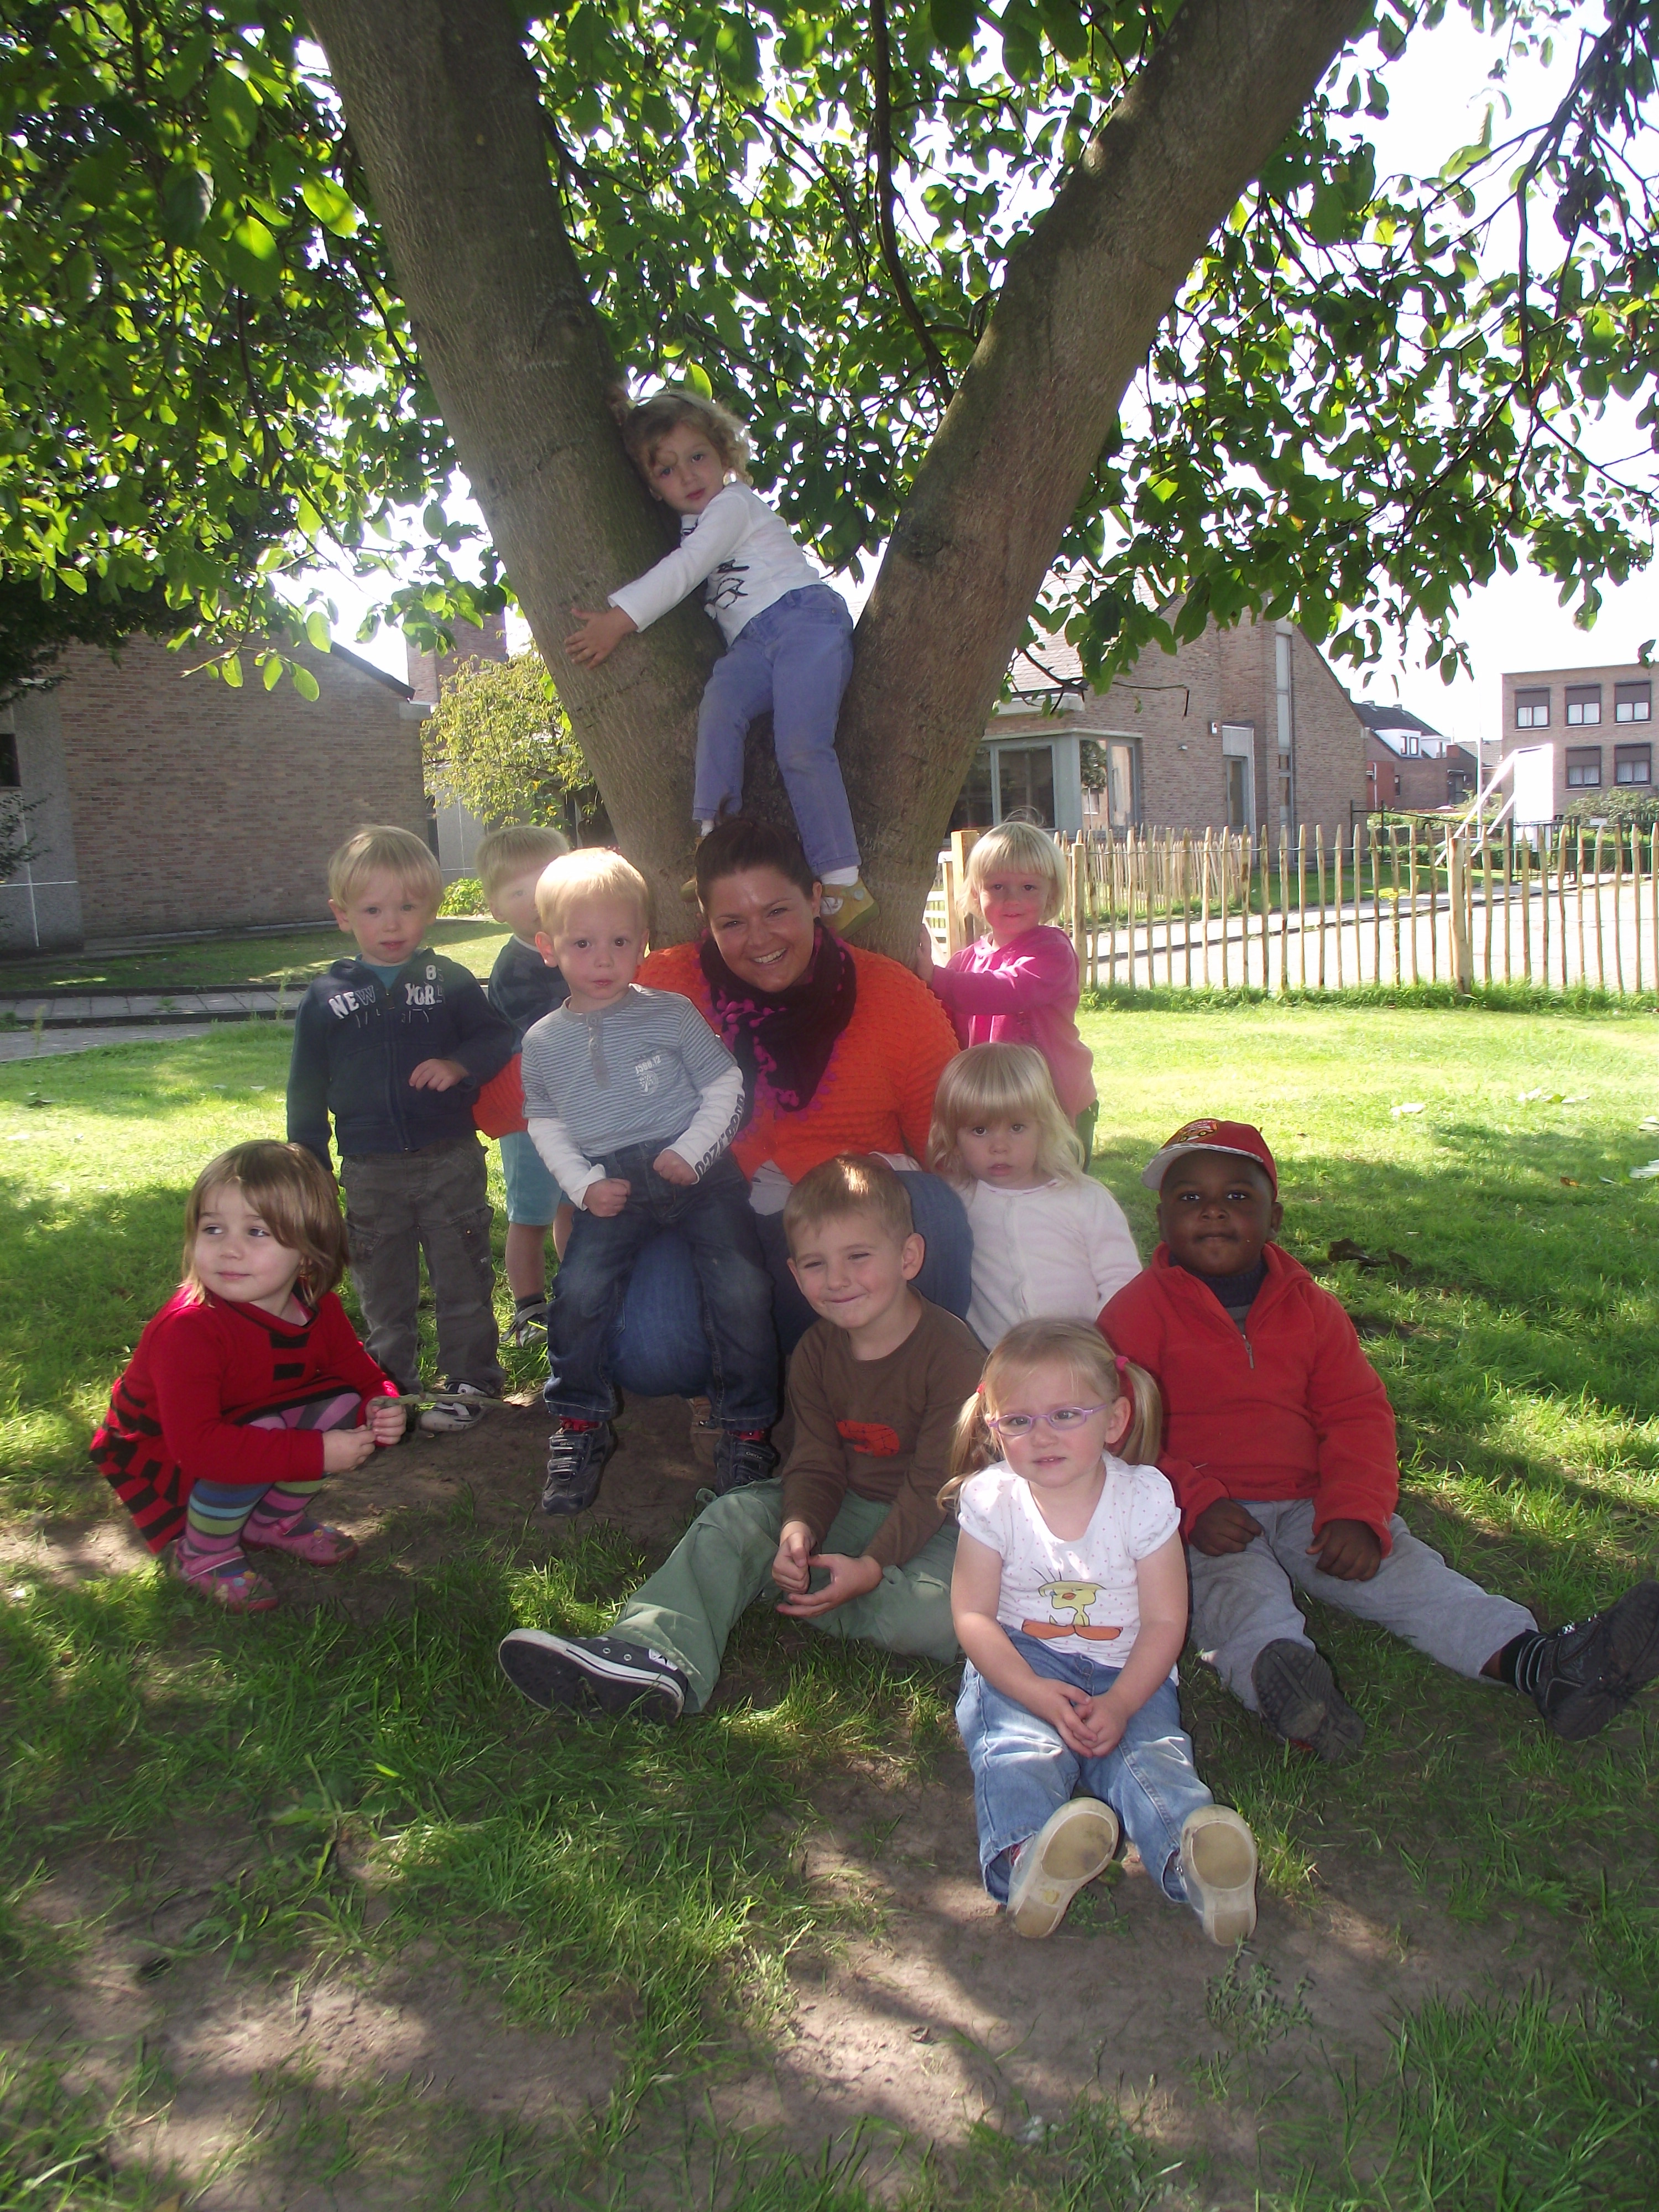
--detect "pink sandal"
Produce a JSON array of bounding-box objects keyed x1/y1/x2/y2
[
  {"x1": 242, "y1": 1519, "x2": 359, "y2": 1568},
  {"x1": 171, "y1": 1551, "x2": 279, "y2": 1614}
]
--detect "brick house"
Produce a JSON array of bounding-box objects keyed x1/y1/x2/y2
[
  {"x1": 1498, "y1": 657, "x2": 1655, "y2": 820},
  {"x1": 1355, "y1": 702, "x2": 1478, "y2": 811},
  {"x1": 0, "y1": 631, "x2": 427, "y2": 953},
  {"x1": 954, "y1": 611, "x2": 1368, "y2": 841}
]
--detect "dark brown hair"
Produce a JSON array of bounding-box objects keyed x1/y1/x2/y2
[
  {"x1": 182, "y1": 1142, "x2": 348, "y2": 1303},
  {"x1": 694, "y1": 814, "x2": 819, "y2": 906}
]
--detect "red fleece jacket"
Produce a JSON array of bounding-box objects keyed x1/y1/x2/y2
[{"x1": 1099, "y1": 1244, "x2": 1399, "y2": 1551}]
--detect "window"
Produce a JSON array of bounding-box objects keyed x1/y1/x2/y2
[
  {"x1": 1566, "y1": 685, "x2": 1602, "y2": 726},
  {"x1": 1615, "y1": 681, "x2": 1651, "y2": 723},
  {"x1": 1566, "y1": 747, "x2": 1602, "y2": 788},
  {"x1": 0, "y1": 731, "x2": 18, "y2": 789},
  {"x1": 994, "y1": 744, "x2": 1056, "y2": 827},
  {"x1": 950, "y1": 746, "x2": 995, "y2": 832},
  {"x1": 1515, "y1": 688, "x2": 1550, "y2": 728},
  {"x1": 1615, "y1": 745, "x2": 1652, "y2": 786}
]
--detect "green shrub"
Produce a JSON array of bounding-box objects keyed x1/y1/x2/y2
[
  {"x1": 1564, "y1": 787, "x2": 1659, "y2": 829},
  {"x1": 438, "y1": 875, "x2": 485, "y2": 916}
]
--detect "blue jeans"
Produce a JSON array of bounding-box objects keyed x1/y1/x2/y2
[
  {"x1": 956, "y1": 1631, "x2": 1213, "y2": 1906},
  {"x1": 546, "y1": 1145, "x2": 778, "y2": 1431},
  {"x1": 608, "y1": 1169, "x2": 972, "y2": 1395},
  {"x1": 695, "y1": 585, "x2": 859, "y2": 878}
]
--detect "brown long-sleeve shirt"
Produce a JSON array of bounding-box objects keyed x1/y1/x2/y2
[{"x1": 780, "y1": 1297, "x2": 986, "y2": 1570}]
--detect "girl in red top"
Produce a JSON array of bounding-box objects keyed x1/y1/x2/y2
[{"x1": 91, "y1": 1142, "x2": 404, "y2": 1614}]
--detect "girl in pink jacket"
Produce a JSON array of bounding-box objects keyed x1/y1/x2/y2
[{"x1": 917, "y1": 821, "x2": 1098, "y2": 1157}]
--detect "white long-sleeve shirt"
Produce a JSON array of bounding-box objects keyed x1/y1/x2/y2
[
  {"x1": 962, "y1": 1174, "x2": 1142, "y2": 1351},
  {"x1": 608, "y1": 482, "x2": 824, "y2": 645}
]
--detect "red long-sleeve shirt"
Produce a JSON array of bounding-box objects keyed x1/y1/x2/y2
[
  {"x1": 1099, "y1": 1244, "x2": 1399, "y2": 1551},
  {"x1": 91, "y1": 1287, "x2": 397, "y2": 1550}
]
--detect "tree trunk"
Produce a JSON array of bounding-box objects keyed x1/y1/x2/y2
[
  {"x1": 304, "y1": 0, "x2": 718, "y2": 934},
  {"x1": 307, "y1": 0, "x2": 1364, "y2": 954}
]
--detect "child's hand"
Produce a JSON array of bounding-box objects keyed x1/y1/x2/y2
[
  {"x1": 322, "y1": 1424, "x2": 378, "y2": 1473},
  {"x1": 771, "y1": 1520, "x2": 815, "y2": 1594},
  {"x1": 1070, "y1": 1691, "x2": 1129, "y2": 1759},
  {"x1": 914, "y1": 927, "x2": 935, "y2": 979},
  {"x1": 652, "y1": 1148, "x2": 696, "y2": 1186},
  {"x1": 367, "y1": 1397, "x2": 406, "y2": 1446},
  {"x1": 1024, "y1": 1677, "x2": 1098, "y2": 1756},
  {"x1": 1190, "y1": 1499, "x2": 1264, "y2": 1555},
  {"x1": 584, "y1": 1176, "x2": 632, "y2": 1218},
  {"x1": 1307, "y1": 1518, "x2": 1383, "y2": 1581},
  {"x1": 775, "y1": 1550, "x2": 883, "y2": 1618},
  {"x1": 565, "y1": 604, "x2": 638, "y2": 667},
  {"x1": 409, "y1": 1057, "x2": 468, "y2": 1091}
]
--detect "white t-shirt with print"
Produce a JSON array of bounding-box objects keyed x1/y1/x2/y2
[{"x1": 955, "y1": 1455, "x2": 1181, "y2": 1670}]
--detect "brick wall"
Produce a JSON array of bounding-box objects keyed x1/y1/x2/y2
[
  {"x1": 1500, "y1": 659, "x2": 1655, "y2": 816},
  {"x1": 53, "y1": 634, "x2": 425, "y2": 940}
]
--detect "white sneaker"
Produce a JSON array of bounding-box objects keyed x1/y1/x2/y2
[
  {"x1": 419, "y1": 1383, "x2": 495, "y2": 1434},
  {"x1": 1180, "y1": 1805, "x2": 1258, "y2": 1945},
  {"x1": 1006, "y1": 1798, "x2": 1119, "y2": 1938}
]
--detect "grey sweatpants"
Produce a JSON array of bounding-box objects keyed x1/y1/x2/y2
[
  {"x1": 340, "y1": 1136, "x2": 502, "y2": 1395},
  {"x1": 1188, "y1": 1498, "x2": 1536, "y2": 1709}
]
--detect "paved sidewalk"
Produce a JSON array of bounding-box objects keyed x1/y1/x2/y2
[
  {"x1": 0, "y1": 1022, "x2": 220, "y2": 1063},
  {"x1": 0, "y1": 987, "x2": 291, "y2": 1028}
]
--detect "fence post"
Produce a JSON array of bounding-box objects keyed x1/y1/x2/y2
[
  {"x1": 1520, "y1": 834, "x2": 1532, "y2": 986},
  {"x1": 1448, "y1": 831, "x2": 1473, "y2": 995},
  {"x1": 1407, "y1": 825, "x2": 1420, "y2": 987}
]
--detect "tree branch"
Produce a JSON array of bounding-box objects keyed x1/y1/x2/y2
[{"x1": 869, "y1": 0, "x2": 952, "y2": 401}]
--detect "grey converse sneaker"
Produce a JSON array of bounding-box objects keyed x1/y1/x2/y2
[
  {"x1": 540, "y1": 1421, "x2": 613, "y2": 1516},
  {"x1": 419, "y1": 1384, "x2": 494, "y2": 1435},
  {"x1": 497, "y1": 1630, "x2": 688, "y2": 1721},
  {"x1": 713, "y1": 1431, "x2": 778, "y2": 1495},
  {"x1": 505, "y1": 1299, "x2": 550, "y2": 1348},
  {"x1": 1251, "y1": 1639, "x2": 1365, "y2": 1764}
]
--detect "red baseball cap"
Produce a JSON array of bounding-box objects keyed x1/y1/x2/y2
[{"x1": 1140, "y1": 1119, "x2": 1279, "y2": 1196}]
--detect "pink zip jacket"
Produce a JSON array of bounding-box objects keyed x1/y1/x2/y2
[{"x1": 926, "y1": 925, "x2": 1096, "y2": 1116}]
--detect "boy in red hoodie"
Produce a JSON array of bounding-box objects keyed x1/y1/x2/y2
[{"x1": 1099, "y1": 1119, "x2": 1659, "y2": 1761}]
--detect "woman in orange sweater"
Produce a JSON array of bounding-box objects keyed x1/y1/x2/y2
[{"x1": 615, "y1": 816, "x2": 969, "y2": 1395}]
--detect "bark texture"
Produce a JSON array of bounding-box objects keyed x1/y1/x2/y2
[
  {"x1": 307, "y1": 0, "x2": 1364, "y2": 953},
  {"x1": 304, "y1": 0, "x2": 718, "y2": 933}
]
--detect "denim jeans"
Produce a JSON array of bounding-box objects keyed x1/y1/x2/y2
[
  {"x1": 956, "y1": 1630, "x2": 1214, "y2": 1906},
  {"x1": 545, "y1": 1145, "x2": 778, "y2": 1431},
  {"x1": 694, "y1": 584, "x2": 859, "y2": 878},
  {"x1": 607, "y1": 1168, "x2": 973, "y2": 1396}
]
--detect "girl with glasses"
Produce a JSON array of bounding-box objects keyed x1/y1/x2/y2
[{"x1": 940, "y1": 1319, "x2": 1256, "y2": 1943}]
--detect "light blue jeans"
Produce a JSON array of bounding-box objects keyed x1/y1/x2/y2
[
  {"x1": 694, "y1": 584, "x2": 859, "y2": 878},
  {"x1": 608, "y1": 1169, "x2": 973, "y2": 1394},
  {"x1": 957, "y1": 1630, "x2": 1214, "y2": 1905}
]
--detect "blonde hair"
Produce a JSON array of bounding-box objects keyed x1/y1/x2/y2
[
  {"x1": 620, "y1": 388, "x2": 751, "y2": 483},
  {"x1": 961, "y1": 821, "x2": 1066, "y2": 926},
  {"x1": 783, "y1": 1154, "x2": 915, "y2": 1256},
  {"x1": 474, "y1": 823, "x2": 571, "y2": 902},
  {"x1": 928, "y1": 1044, "x2": 1083, "y2": 1187},
  {"x1": 182, "y1": 1142, "x2": 349, "y2": 1305},
  {"x1": 535, "y1": 847, "x2": 650, "y2": 938},
  {"x1": 327, "y1": 824, "x2": 442, "y2": 910},
  {"x1": 939, "y1": 1319, "x2": 1162, "y2": 1510}
]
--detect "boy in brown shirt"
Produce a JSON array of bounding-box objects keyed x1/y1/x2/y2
[{"x1": 498, "y1": 1155, "x2": 985, "y2": 1720}]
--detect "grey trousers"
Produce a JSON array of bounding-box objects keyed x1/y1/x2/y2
[
  {"x1": 1188, "y1": 1497, "x2": 1536, "y2": 1709},
  {"x1": 340, "y1": 1137, "x2": 502, "y2": 1395}
]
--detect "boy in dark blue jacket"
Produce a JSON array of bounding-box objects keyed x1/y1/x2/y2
[{"x1": 288, "y1": 825, "x2": 518, "y2": 1422}]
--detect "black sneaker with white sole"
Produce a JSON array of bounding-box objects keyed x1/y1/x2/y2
[
  {"x1": 1530, "y1": 1580, "x2": 1659, "y2": 1740},
  {"x1": 497, "y1": 1630, "x2": 688, "y2": 1721},
  {"x1": 1251, "y1": 1637, "x2": 1366, "y2": 1764},
  {"x1": 713, "y1": 1431, "x2": 778, "y2": 1495},
  {"x1": 540, "y1": 1421, "x2": 613, "y2": 1515}
]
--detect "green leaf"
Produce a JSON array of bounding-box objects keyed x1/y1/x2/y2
[
  {"x1": 301, "y1": 175, "x2": 360, "y2": 237},
  {"x1": 929, "y1": 0, "x2": 978, "y2": 53},
  {"x1": 262, "y1": 651, "x2": 282, "y2": 689},
  {"x1": 305, "y1": 609, "x2": 331, "y2": 653},
  {"x1": 292, "y1": 664, "x2": 320, "y2": 701},
  {"x1": 221, "y1": 651, "x2": 244, "y2": 688},
  {"x1": 160, "y1": 165, "x2": 215, "y2": 245},
  {"x1": 225, "y1": 211, "x2": 281, "y2": 297},
  {"x1": 206, "y1": 67, "x2": 262, "y2": 152}
]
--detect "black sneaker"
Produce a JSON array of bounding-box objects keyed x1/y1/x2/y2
[
  {"x1": 540, "y1": 1422, "x2": 613, "y2": 1516},
  {"x1": 713, "y1": 1431, "x2": 778, "y2": 1495},
  {"x1": 1252, "y1": 1638, "x2": 1366, "y2": 1764},
  {"x1": 505, "y1": 1300, "x2": 550, "y2": 1348},
  {"x1": 1530, "y1": 1582, "x2": 1659, "y2": 1741},
  {"x1": 497, "y1": 1630, "x2": 688, "y2": 1721}
]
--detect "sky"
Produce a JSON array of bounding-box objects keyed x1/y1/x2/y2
[{"x1": 316, "y1": 8, "x2": 1655, "y2": 752}]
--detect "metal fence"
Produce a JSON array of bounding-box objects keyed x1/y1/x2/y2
[{"x1": 927, "y1": 820, "x2": 1659, "y2": 994}]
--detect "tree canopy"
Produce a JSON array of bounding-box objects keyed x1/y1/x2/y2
[
  {"x1": 422, "y1": 648, "x2": 601, "y2": 836},
  {"x1": 3, "y1": 0, "x2": 1655, "y2": 700}
]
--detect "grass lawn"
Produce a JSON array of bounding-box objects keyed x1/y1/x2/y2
[
  {"x1": 0, "y1": 918, "x2": 509, "y2": 997},
  {"x1": 1, "y1": 999, "x2": 1656, "y2": 2208}
]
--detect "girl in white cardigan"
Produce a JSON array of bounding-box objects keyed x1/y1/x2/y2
[{"x1": 928, "y1": 1044, "x2": 1141, "y2": 1350}]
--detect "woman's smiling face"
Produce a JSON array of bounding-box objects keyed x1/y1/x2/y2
[{"x1": 703, "y1": 865, "x2": 822, "y2": 991}]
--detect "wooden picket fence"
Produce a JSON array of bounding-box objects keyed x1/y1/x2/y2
[{"x1": 927, "y1": 820, "x2": 1659, "y2": 994}]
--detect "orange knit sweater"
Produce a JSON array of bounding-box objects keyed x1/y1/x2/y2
[{"x1": 637, "y1": 941, "x2": 958, "y2": 1181}]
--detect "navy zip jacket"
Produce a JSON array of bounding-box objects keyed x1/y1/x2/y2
[
  {"x1": 487, "y1": 932, "x2": 568, "y2": 1041},
  {"x1": 287, "y1": 950, "x2": 518, "y2": 1168}
]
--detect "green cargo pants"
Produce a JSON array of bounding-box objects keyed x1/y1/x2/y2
[{"x1": 611, "y1": 1480, "x2": 959, "y2": 1712}]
